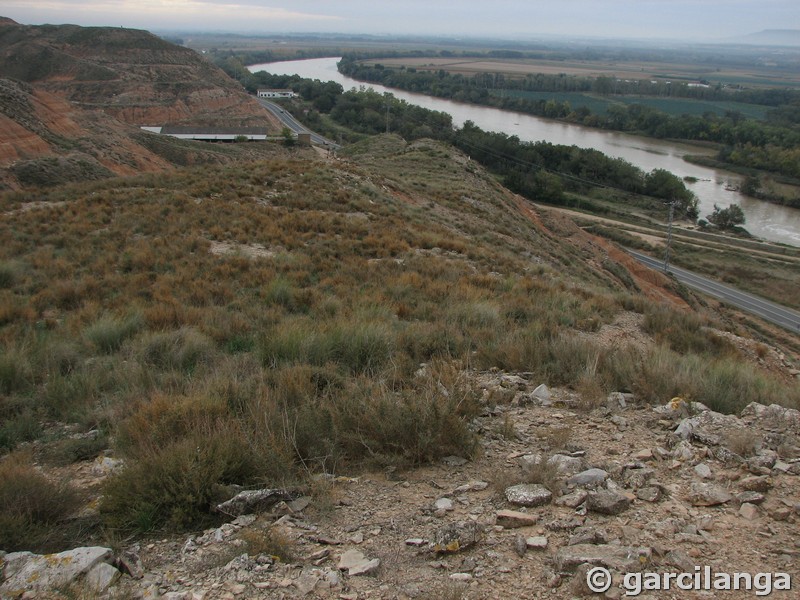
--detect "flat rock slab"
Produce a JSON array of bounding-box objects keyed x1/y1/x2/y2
[
  {"x1": 555, "y1": 489, "x2": 588, "y2": 508},
  {"x1": 496, "y1": 509, "x2": 539, "y2": 529},
  {"x1": 586, "y1": 489, "x2": 632, "y2": 515},
  {"x1": 85, "y1": 562, "x2": 121, "y2": 593},
  {"x1": 505, "y1": 483, "x2": 552, "y2": 507},
  {"x1": 337, "y1": 549, "x2": 380, "y2": 576},
  {"x1": 216, "y1": 488, "x2": 295, "y2": 516},
  {"x1": 526, "y1": 536, "x2": 548, "y2": 550},
  {"x1": 636, "y1": 486, "x2": 662, "y2": 503},
  {"x1": 689, "y1": 482, "x2": 732, "y2": 506},
  {"x1": 547, "y1": 454, "x2": 583, "y2": 475},
  {"x1": 0, "y1": 547, "x2": 115, "y2": 596},
  {"x1": 567, "y1": 468, "x2": 608, "y2": 487},
  {"x1": 554, "y1": 544, "x2": 651, "y2": 573},
  {"x1": 432, "y1": 521, "x2": 483, "y2": 554}
]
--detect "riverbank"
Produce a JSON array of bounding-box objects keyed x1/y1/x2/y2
[
  {"x1": 685, "y1": 155, "x2": 800, "y2": 209},
  {"x1": 249, "y1": 58, "x2": 800, "y2": 247}
]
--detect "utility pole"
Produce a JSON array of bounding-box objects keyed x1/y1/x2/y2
[
  {"x1": 664, "y1": 200, "x2": 675, "y2": 273},
  {"x1": 385, "y1": 104, "x2": 391, "y2": 134}
]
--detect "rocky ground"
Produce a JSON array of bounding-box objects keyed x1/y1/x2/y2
[{"x1": 2, "y1": 365, "x2": 799, "y2": 600}]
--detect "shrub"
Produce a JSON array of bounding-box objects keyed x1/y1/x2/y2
[
  {"x1": 239, "y1": 527, "x2": 295, "y2": 562},
  {"x1": 116, "y1": 393, "x2": 228, "y2": 458},
  {"x1": 139, "y1": 327, "x2": 215, "y2": 373},
  {"x1": 328, "y1": 361, "x2": 480, "y2": 467},
  {"x1": 0, "y1": 454, "x2": 82, "y2": 552},
  {"x1": 0, "y1": 346, "x2": 31, "y2": 395},
  {"x1": 632, "y1": 347, "x2": 800, "y2": 413},
  {"x1": 40, "y1": 369, "x2": 102, "y2": 419},
  {"x1": 259, "y1": 320, "x2": 393, "y2": 375},
  {"x1": 0, "y1": 409, "x2": 41, "y2": 453},
  {"x1": 398, "y1": 322, "x2": 466, "y2": 363},
  {"x1": 40, "y1": 433, "x2": 109, "y2": 466},
  {"x1": 264, "y1": 277, "x2": 298, "y2": 311},
  {"x1": 327, "y1": 322, "x2": 394, "y2": 375},
  {"x1": 0, "y1": 260, "x2": 23, "y2": 289},
  {"x1": 697, "y1": 359, "x2": 795, "y2": 414},
  {"x1": 85, "y1": 312, "x2": 143, "y2": 353},
  {"x1": 643, "y1": 306, "x2": 735, "y2": 356},
  {"x1": 101, "y1": 426, "x2": 263, "y2": 533},
  {"x1": 633, "y1": 346, "x2": 701, "y2": 404}
]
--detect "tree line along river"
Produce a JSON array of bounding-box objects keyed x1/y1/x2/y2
[{"x1": 250, "y1": 57, "x2": 800, "y2": 247}]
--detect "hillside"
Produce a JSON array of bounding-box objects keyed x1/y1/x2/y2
[
  {"x1": 0, "y1": 135, "x2": 798, "y2": 598},
  {"x1": 0, "y1": 18, "x2": 282, "y2": 190}
]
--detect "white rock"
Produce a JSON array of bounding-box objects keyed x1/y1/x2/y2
[
  {"x1": 337, "y1": 549, "x2": 380, "y2": 576},
  {"x1": 526, "y1": 536, "x2": 548, "y2": 550},
  {"x1": 689, "y1": 483, "x2": 732, "y2": 506},
  {"x1": 495, "y1": 510, "x2": 538, "y2": 529},
  {"x1": 505, "y1": 484, "x2": 552, "y2": 507},
  {"x1": 739, "y1": 503, "x2": 760, "y2": 520},
  {"x1": 232, "y1": 514, "x2": 257, "y2": 527},
  {"x1": 84, "y1": 562, "x2": 120, "y2": 593},
  {"x1": 454, "y1": 481, "x2": 489, "y2": 493},
  {"x1": 532, "y1": 384, "x2": 551, "y2": 403},
  {"x1": 0, "y1": 547, "x2": 113, "y2": 596},
  {"x1": 435, "y1": 497, "x2": 454, "y2": 511},
  {"x1": 567, "y1": 468, "x2": 608, "y2": 487},
  {"x1": 547, "y1": 454, "x2": 583, "y2": 475},
  {"x1": 348, "y1": 558, "x2": 380, "y2": 576},
  {"x1": 694, "y1": 463, "x2": 713, "y2": 479},
  {"x1": 91, "y1": 456, "x2": 124, "y2": 476}
]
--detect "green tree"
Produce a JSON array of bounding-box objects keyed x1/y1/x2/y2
[
  {"x1": 281, "y1": 127, "x2": 295, "y2": 147},
  {"x1": 707, "y1": 204, "x2": 746, "y2": 230},
  {"x1": 644, "y1": 169, "x2": 699, "y2": 219}
]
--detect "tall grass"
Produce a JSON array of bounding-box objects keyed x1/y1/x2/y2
[
  {"x1": 258, "y1": 319, "x2": 394, "y2": 375},
  {"x1": 633, "y1": 345, "x2": 800, "y2": 412},
  {"x1": 84, "y1": 312, "x2": 143, "y2": 353}
]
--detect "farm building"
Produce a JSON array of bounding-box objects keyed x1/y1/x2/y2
[{"x1": 257, "y1": 89, "x2": 296, "y2": 99}]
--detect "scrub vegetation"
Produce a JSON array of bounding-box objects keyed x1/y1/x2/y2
[{"x1": 1, "y1": 134, "x2": 798, "y2": 548}]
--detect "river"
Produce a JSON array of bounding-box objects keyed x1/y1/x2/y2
[{"x1": 250, "y1": 57, "x2": 800, "y2": 247}]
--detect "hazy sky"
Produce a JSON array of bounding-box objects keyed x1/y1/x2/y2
[{"x1": 3, "y1": 1, "x2": 797, "y2": 40}]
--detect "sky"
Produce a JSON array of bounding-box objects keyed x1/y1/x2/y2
[{"x1": 2, "y1": 1, "x2": 798, "y2": 41}]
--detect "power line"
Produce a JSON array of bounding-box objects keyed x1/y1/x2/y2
[{"x1": 453, "y1": 136, "x2": 623, "y2": 191}]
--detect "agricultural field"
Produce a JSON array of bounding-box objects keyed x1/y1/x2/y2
[
  {"x1": 613, "y1": 96, "x2": 769, "y2": 119},
  {"x1": 493, "y1": 90, "x2": 769, "y2": 119},
  {"x1": 362, "y1": 56, "x2": 800, "y2": 88}
]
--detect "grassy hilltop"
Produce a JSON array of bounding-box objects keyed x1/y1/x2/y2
[{"x1": 1, "y1": 134, "x2": 797, "y2": 551}]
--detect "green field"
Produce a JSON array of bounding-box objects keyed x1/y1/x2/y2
[
  {"x1": 615, "y1": 96, "x2": 768, "y2": 119},
  {"x1": 493, "y1": 90, "x2": 769, "y2": 120},
  {"x1": 494, "y1": 90, "x2": 614, "y2": 114}
]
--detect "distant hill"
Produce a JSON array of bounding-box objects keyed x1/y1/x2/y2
[
  {"x1": 0, "y1": 19, "x2": 281, "y2": 190},
  {"x1": 738, "y1": 29, "x2": 800, "y2": 47}
]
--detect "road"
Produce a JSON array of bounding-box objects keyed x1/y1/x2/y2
[
  {"x1": 257, "y1": 99, "x2": 339, "y2": 149},
  {"x1": 627, "y1": 250, "x2": 800, "y2": 334}
]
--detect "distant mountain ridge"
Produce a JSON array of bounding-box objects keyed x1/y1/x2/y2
[
  {"x1": 738, "y1": 29, "x2": 800, "y2": 46},
  {"x1": 0, "y1": 18, "x2": 280, "y2": 190}
]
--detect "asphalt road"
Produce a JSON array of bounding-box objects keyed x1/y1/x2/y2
[
  {"x1": 627, "y1": 250, "x2": 800, "y2": 334},
  {"x1": 257, "y1": 99, "x2": 339, "y2": 149}
]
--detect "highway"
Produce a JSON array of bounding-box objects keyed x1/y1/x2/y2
[
  {"x1": 627, "y1": 250, "x2": 800, "y2": 334},
  {"x1": 257, "y1": 99, "x2": 339, "y2": 149}
]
